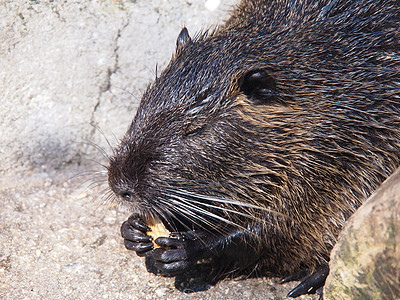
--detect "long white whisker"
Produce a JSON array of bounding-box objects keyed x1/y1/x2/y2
[
  {"x1": 81, "y1": 139, "x2": 112, "y2": 161},
  {"x1": 157, "y1": 198, "x2": 215, "y2": 231},
  {"x1": 161, "y1": 194, "x2": 247, "y2": 229},
  {"x1": 157, "y1": 198, "x2": 233, "y2": 236},
  {"x1": 165, "y1": 192, "x2": 260, "y2": 221},
  {"x1": 166, "y1": 188, "x2": 268, "y2": 211},
  {"x1": 164, "y1": 187, "x2": 287, "y2": 219}
]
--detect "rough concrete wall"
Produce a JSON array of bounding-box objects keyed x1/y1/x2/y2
[{"x1": 0, "y1": 0, "x2": 237, "y2": 174}]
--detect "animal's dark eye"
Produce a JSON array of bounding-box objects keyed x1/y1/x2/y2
[
  {"x1": 120, "y1": 191, "x2": 134, "y2": 201},
  {"x1": 238, "y1": 68, "x2": 277, "y2": 105}
]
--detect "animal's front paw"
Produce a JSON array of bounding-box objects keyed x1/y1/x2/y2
[
  {"x1": 120, "y1": 214, "x2": 153, "y2": 257},
  {"x1": 150, "y1": 232, "x2": 205, "y2": 276}
]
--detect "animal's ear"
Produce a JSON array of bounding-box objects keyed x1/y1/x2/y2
[
  {"x1": 238, "y1": 68, "x2": 277, "y2": 104},
  {"x1": 176, "y1": 27, "x2": 192, "y2": 52}
]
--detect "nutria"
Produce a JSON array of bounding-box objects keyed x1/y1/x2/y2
[{"x1": 107, "y1": 0, "x2": 400, "y2": 297}]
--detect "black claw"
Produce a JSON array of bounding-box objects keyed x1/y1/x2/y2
[
  {"x1": 280, "y1": 269, "x2": 309, "y2": 284},
  {"x1": 123, "y1": 239, "x2": 153, "y2": 253},
  {"x1": 121, "y1": 223, "x2": 152, "y2": 243},
  {"x1": 127, "y1": 215, "x2": 150, "y2": 232},
  {"x1": 152, "y1": 247, "x2": 187, "y2": 263},
  {"x1": 316, "y1": 286, "x2": 324, "y2": 300},
  {"x1": 121, "y1": 215, "x2": 154, "y2": 256},
  {"x1": 145, "y1": 256, "x2": 161, "y2": 275},
  {"x1": 155, "y1": 259, "x2": 191, "y2": 275},
  {"x1": 287, "y1": 264, "x2": 329, "y2": 298},
  {"x1": 155, "y1": 236, "x2": 184, "y2": 249}
]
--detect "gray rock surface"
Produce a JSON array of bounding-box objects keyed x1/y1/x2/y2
[
  {"x1": 0, "y1": 0, "x2": 317, "y2": 299},
  {"x1": 324, "y1": 168, "x2": 400, "y2": 299}
]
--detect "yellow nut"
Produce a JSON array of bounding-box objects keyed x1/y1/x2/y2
[{"x1": 146, "y1": 216, "x2": 170, "y2": 248}]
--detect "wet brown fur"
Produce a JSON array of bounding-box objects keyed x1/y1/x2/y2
[{"x1": 108, "y1": 0, "x2": 400, "y2": 278}]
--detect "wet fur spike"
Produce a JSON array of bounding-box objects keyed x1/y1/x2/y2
[{"x1": 108, "y1": 0, "x2": 400, "y2": 297}]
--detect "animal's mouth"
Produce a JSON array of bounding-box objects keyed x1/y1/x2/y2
[{"x1": 142, "y1": 211, "x2": 194, "y2": 235}]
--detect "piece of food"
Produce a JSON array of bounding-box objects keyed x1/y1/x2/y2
[{"x1": 146, "y1": 216, "x2": 170, "y2": 248}]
